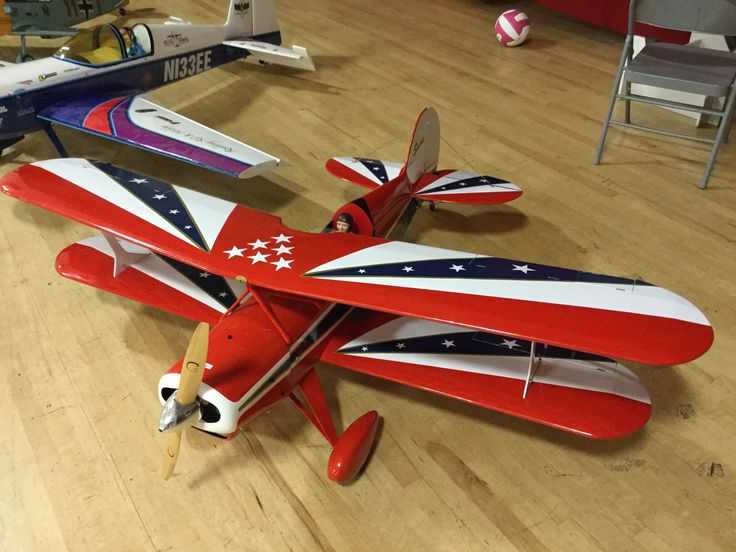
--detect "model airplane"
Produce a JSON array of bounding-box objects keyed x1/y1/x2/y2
[
  {"x1": 2, "y1": 0, "x2": 129, "y2": 63},
  {"x1": 0, "y1": 108, "x2": 713, "y2": 482},
  {"x1": 0, "y1": 0, "x2": 314, "y2": 177}
]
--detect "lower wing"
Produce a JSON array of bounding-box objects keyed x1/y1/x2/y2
[
  {"x1": 38, "y1": 95, "x2": 279, "y2": 178},
  {"x1": 56, "y1": 235, "x2": 244, "y2": 326},
  {"x1": 320, "y1": 311, "x2": 651, "y2": 438}
]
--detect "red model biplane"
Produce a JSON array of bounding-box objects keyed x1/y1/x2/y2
[{"x1": 1, "y1": 108, "x2": 713, "y2": 482}]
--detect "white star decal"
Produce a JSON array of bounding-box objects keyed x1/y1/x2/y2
[
  {"x1": 441, "y1": 339, "x2": 455, "y2": 348},
  {"x1": 248, "y1": 239, "x2": 269, "y2": 250},
  {"x1": 501, "y1": 339, "x2": 519, "y2": 349},
  {"x1": 272, "y1": 245, "x2": 293, "y2": 256},
  {"x1": 512, "y1": 264, "x2": 535, "y2": 274},
  {"x1": 358, "y1": 269, "x2": 366, "y2": 274},
  {"x1": 480, "y1": 178, "x2": 490, "y2": 184},
  {"x1": 130, "y1": 178, "x2": 148, "y2": 184},
  {"x1": 223, "y1": 246, "x2": 246, "y2": 259},
  {"x1": 361, "y1": 346, "x2": 369, "y2": 352},
  {"x1": 199, "y1": 272, "x2": 210, "y2": 278},
  {"x1": 402, "y1": 266, "x2": 414, "y2": 273},
  {"x1": 459, "y1": 182, "x2": 467, "y2": 186},
  {"x1": 169, "y1": 209, "x2": 179, "y2": 215},
  {"x1": 219, "y1": 292, "x2": 228, "y2": 298},
  {"x1": 272, "y1": 258, "x2": 293, "y2": 271},
  {"x1": 248, "y1": 252, "x2": 270, "y2": 264},
  {"x1": 152, "y1": 194, "x2": 166, "y2": 200},
  {"x1": 184, "y1": 225, "x2": 192, "y2": 230},
  {"x1": 272, "y1": 234, "x2": 292, "y2": 244},
  {"x1": 205, "y1": 362, "x2": 213, "y2": 370},
  {"x1": 450, "y1": 264, "x2": 465, "y2": 273},
  {"x1": 396, "y1": 342, "x2": 406, "y2": 349}
]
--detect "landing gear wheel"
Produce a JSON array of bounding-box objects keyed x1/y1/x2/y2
[
  {"x1": 16, "y1": 52, "x2": 34, "y2": 63},
  {"x1": 327, "y1": 411, "x2": 379, "y2": 483},
  {"x1": 429, "y1": 201, "x2": 436, "y2": 211}
]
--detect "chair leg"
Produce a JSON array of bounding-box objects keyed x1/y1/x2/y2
[
  {"x1": 624, "y1": 81, "x2": 632, "y2": 124},
  {"x1": 594, "y1": 38, "x2": 632, "y2": 165},
  {"x1": 700, "y1": 87, "x2": 736, "y2": 189}
]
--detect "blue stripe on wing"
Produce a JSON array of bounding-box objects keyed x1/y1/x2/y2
[
  {"x1": 158, "y1": 254, "x2": 240, "y2": 311},
  {"x1": 91, "y1": 161, "x2": 210, "y2": 251},
  {"x1": 338, "y1": 330, "x2": 612, "y2": 361},
  {"x1": 308, "y1": 256, "x2": 651, "y2": 286}
]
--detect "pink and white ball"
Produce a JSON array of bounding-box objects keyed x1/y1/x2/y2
[{"x1": 495, "y1": 10, "x2": 530, "y2": 47}]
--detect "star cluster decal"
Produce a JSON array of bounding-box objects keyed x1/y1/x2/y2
[
  {"x1": 223, "y1": 233, "x2": 295, "y2": 271},
  {"x1": 92, "y1": 161, "x2": 209, "y2": 251}
]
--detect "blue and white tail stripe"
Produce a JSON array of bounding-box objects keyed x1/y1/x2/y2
[
  {"x1": 331, "y1": 157, "x2": 404, "y2": 186},
  {"x1": 414, "y1": 170, "x2": 519, "y2": 196}
]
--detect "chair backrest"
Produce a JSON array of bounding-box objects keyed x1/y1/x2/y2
[{"x1": 629, "y1": 0, "x2": 736, "y2": 35}]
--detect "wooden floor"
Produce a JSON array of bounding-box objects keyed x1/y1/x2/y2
[{"x1": 1, "y1": 1, "x2": 735, "y2": 550}]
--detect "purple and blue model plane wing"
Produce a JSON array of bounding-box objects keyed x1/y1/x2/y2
[{"x1": 39, "y1": 95, "x2": 279, "y2": 178}]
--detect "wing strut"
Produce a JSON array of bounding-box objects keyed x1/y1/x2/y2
[
  {"x1": 522, "y1": 341, "x2": 541, "y2": 399},
  {"x1": 249, "y1": 286, "x2": 292, "y2": 345},
  {"x1": 101, "y1": 232, "x2": 148, "y2": 277}
]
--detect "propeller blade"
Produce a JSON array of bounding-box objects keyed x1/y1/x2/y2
[
  {"x1": 177, "y1": 322, "x2": 209, "y2": 405},
  {"x1": 162, "y1": 431, "x2": 182, "y2": 480},
  {"x1": 160, "y1": 322, "x2": 209, "y2": 480}
]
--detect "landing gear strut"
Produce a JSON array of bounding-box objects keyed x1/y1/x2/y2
[{"x1": 0, "y1": 136, "x2": 25, "y2": 156}]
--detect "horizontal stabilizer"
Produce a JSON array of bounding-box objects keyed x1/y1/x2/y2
[
  {"x1": 325, "y1": 157, "x2": 404, "y2": 189},
  {"x1": 412, "y1": 169, "x2": 522, "y2": 205},
  {"x1": 38, "y1": 95, "x2": 279, "y2": 178},
  {"x1": 321, "y1": 312, "x2": 651, "y2": 439},
  {"x1": 56, "y1": 236, "x2": 243, "y2": 326},
  {"x1": 224, "y1": 40, "x2": 316, "y2": 71}
]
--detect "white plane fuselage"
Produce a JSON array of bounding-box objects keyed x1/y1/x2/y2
[{"x1": 0, "y1": 22, "x2": 280, "y2": 141}]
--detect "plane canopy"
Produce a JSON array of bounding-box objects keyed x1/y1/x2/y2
[{"x1": 54, "y1": 23, "x2": 151, "y2": 66}]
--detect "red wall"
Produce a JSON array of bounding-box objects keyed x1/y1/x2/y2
[{"x1": 538, "y1": 0, "x2": 690, "y2": 42}]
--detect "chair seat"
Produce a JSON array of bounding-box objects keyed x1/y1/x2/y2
[{"x1": 625, "y1": 42, "x2": 736, "y2": 97}]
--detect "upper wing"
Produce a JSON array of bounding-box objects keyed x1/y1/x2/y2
[
  {"x1": 223, "y1": 40, "x2": 315, "y2": 71},
  {"x1": 319, "y1": 311, "x2": 651, "y2": 439},
  {"x1": 38, "y1": 95, "x2": 279, "y2": 178},
  {"x1": 1, "y1": 159, "x2": 713, "y2": 365}
]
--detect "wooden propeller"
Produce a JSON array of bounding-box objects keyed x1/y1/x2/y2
[{"x1": 161, "y1": 322, "x2": 209, "y2": 480}]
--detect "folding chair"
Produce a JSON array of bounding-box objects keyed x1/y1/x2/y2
[{"x1": 594, "y1": 0, "x2": 736, "y2": 189}]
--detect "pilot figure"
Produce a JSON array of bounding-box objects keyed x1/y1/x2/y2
[
  {"x1": 335, "y1": 212, "x2": 354, "y2": 233},
  {"x1": 121, "y1": 26, "x2": 145, "y2": 57}
]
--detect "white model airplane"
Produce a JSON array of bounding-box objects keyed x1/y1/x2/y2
[{"x1": 0, "y1": 0, "x2": 315, "y2": 178}]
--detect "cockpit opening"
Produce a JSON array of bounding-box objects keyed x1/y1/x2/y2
[{"x1": 54, "y1": 23, "x2": 153, "y2": 66}]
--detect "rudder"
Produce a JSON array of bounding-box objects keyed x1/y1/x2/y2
[
  {"x1": 226, "y1": 0, "x2": 280, "y2": 39},
  {"x1": 405, "y1": 107, "x2": 440, "y2": 185}
]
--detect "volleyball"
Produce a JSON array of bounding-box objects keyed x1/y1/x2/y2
[{"x1": 495, "y1": 10, "x2": 530, "y2": 47}]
